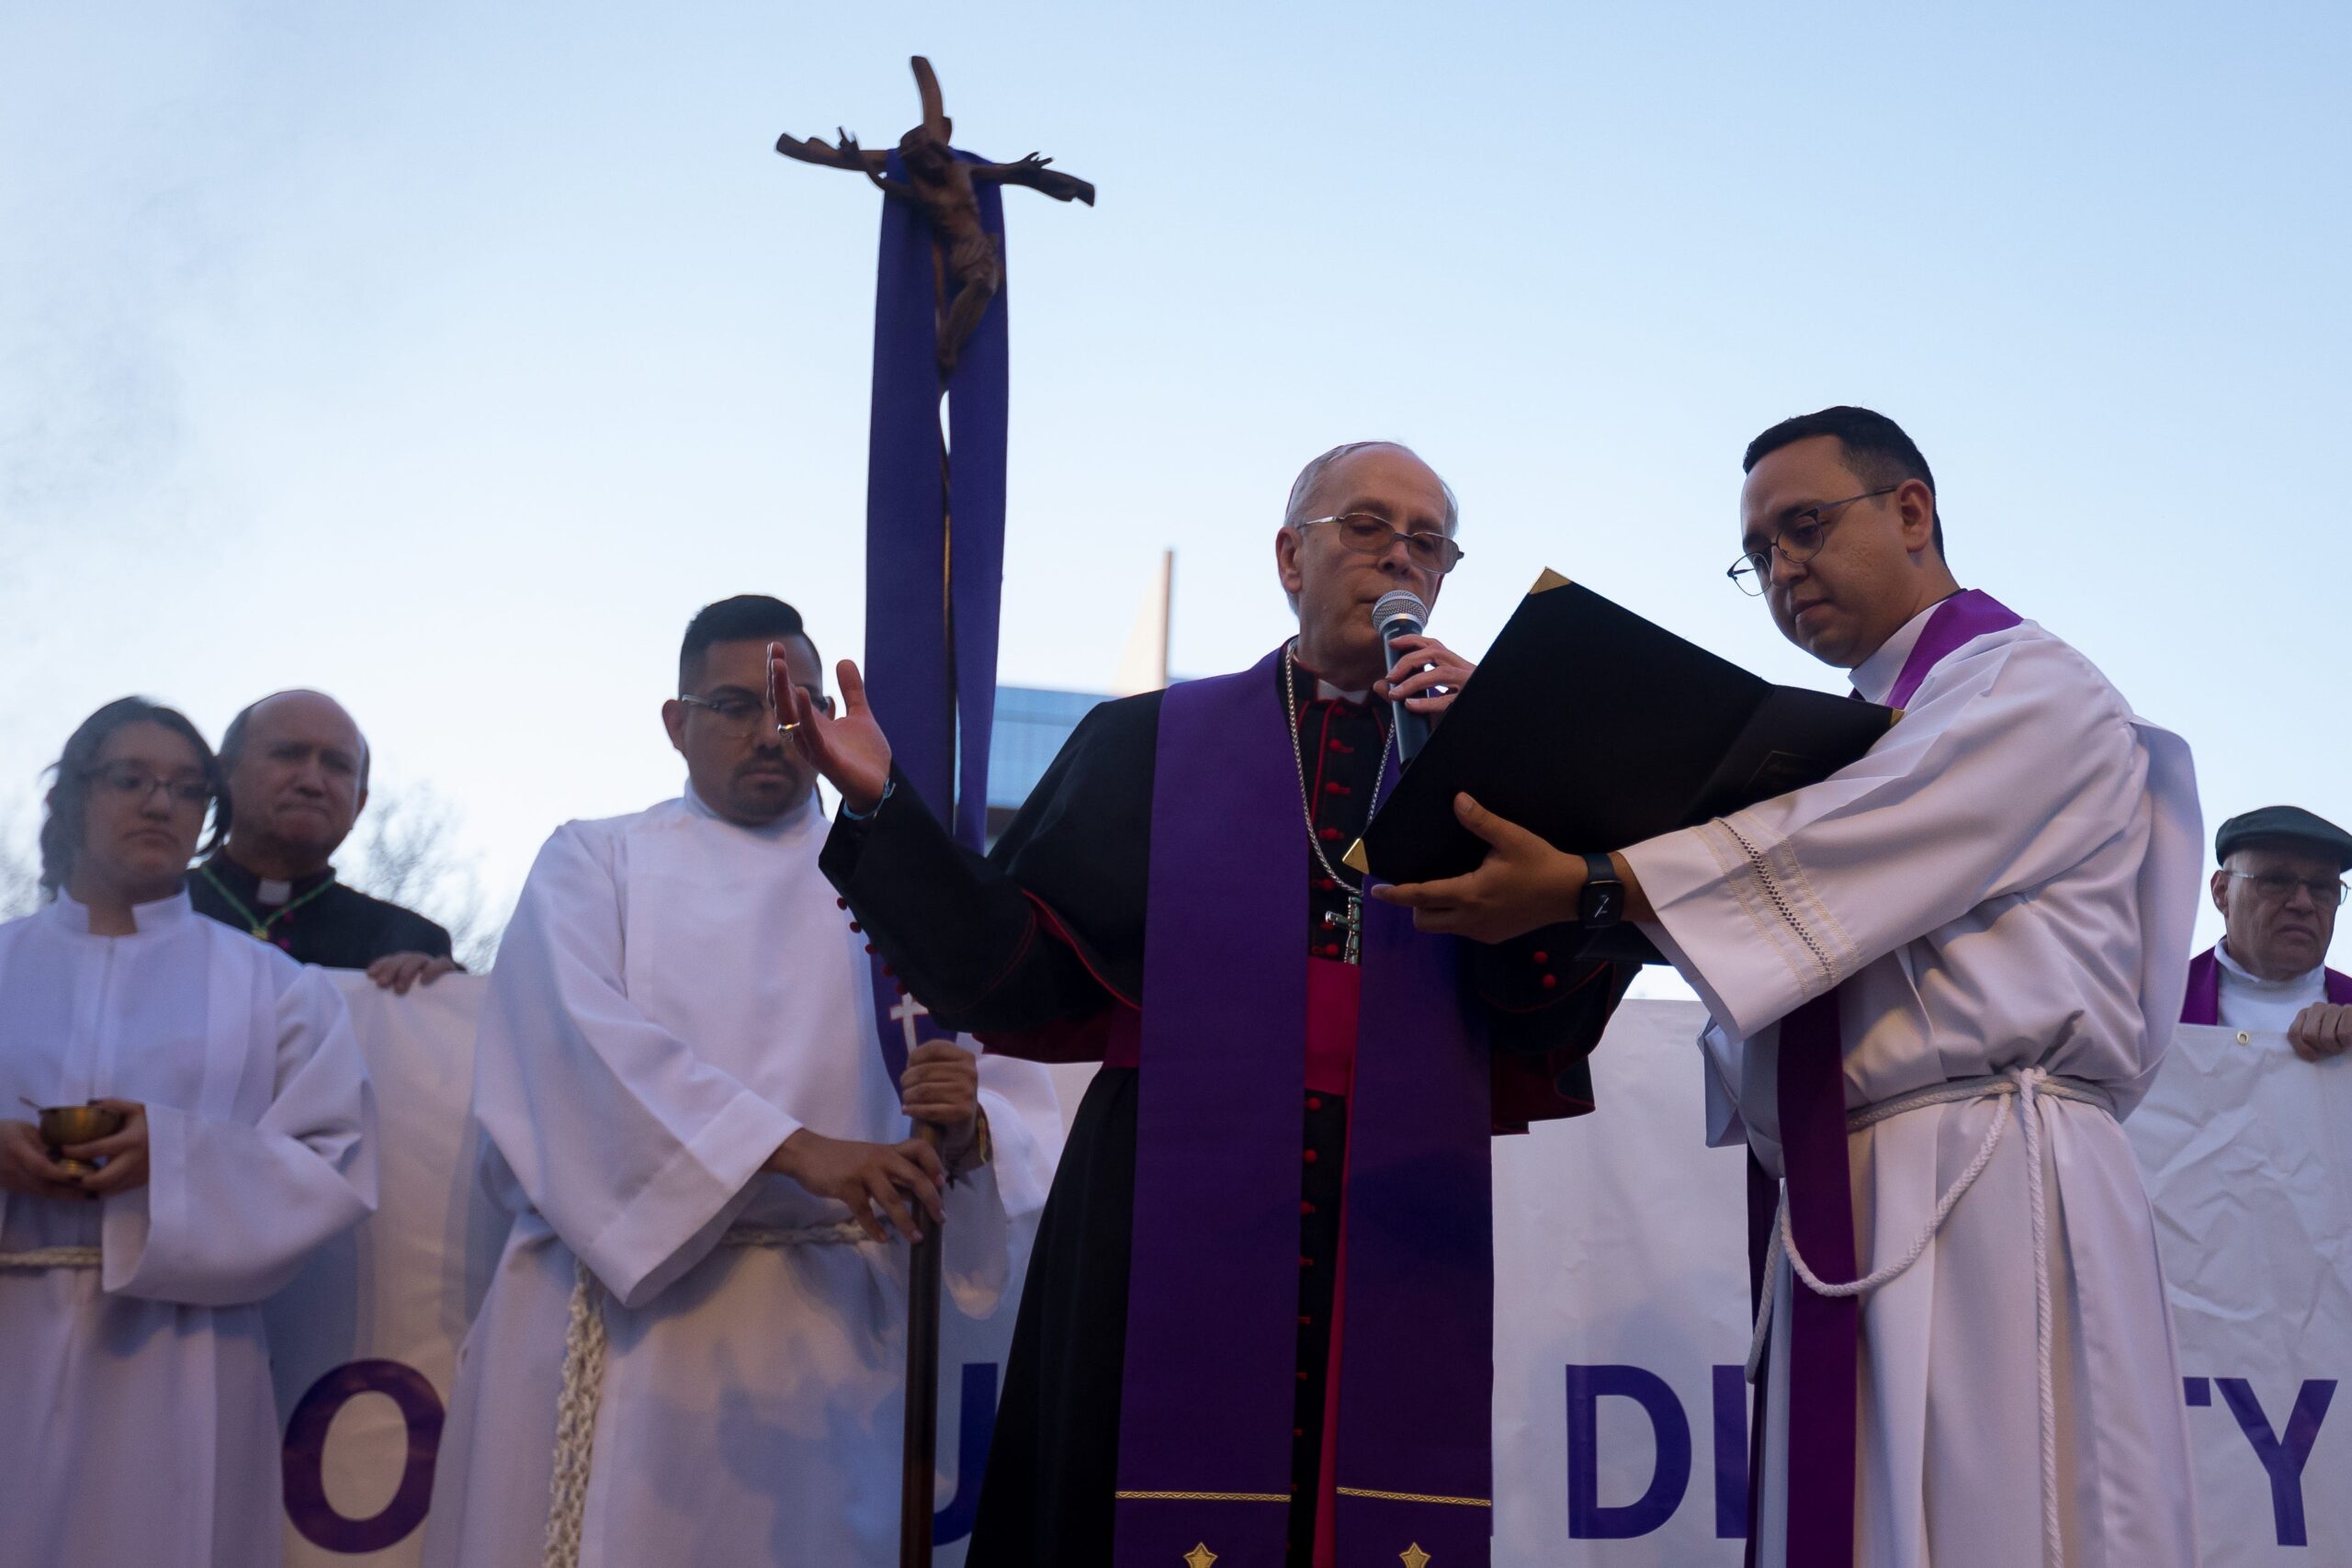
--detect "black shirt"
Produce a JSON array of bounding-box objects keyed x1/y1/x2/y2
[{"x1": 187, "y1": 852, "x2": 454, "y2": 969}]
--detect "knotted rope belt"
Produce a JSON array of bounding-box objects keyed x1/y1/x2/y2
[
  {"x1": 1745, "y1": 1066, "x2": 2115, "y2": 1568},
  {"x1": 541, "y1": 1221, "x2": 867, "y2": 1568},
  {"x1": 0, "y1": 1247, "x2": 100, "y2": 1270}
]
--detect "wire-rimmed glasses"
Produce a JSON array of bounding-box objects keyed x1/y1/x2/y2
[{"x1": 1725, "y1": 488, "x2": 1896, "y2": 595}]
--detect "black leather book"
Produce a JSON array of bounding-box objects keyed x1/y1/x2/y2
[{"x1": 1348, "y1": 570, "x2": 1897, "y2": 907}]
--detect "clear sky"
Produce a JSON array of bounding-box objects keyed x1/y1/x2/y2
[{"x1": 4, "y1": 2, "x2": 2347, "y2": 955}]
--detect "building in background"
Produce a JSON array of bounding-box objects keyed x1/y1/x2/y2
[{"x1": 983, "y1": 549, "x2": 1170, "y2": 841}]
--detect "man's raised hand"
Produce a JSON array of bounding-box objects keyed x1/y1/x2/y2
[{"x1": 773, "y1": 649, "x2": 893, "y2": 814}]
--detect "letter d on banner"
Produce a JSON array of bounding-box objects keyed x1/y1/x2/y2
[{"x1": 1565, "y1": 1363, "x2": 1692, "y2": 1539}]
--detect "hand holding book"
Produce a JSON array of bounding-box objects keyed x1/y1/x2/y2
[{"x1": 1371, "y1": 795, "x2": 1653, "y2": 942}]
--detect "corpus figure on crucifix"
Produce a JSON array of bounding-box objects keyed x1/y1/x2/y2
[{"x1": 778, "y1": 57, "x2": 1093, "y2": 374}]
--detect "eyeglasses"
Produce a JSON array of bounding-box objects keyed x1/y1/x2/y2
[
  {"x1": 1294, "y1": 513, "x2": 1465, "y2": 575},
  {"x1": 678, "y1": 689, "x2": 833, "y2": 736},
  {"x1": 85, "y1": 763, "x2": 213, "y2": 809},
  {"x1": 2224, "y1": 871, "x2": 2349, "y2": 907},
  {"x1": 1725, "y1": 488, "x2": 1897, "y2": 595}
]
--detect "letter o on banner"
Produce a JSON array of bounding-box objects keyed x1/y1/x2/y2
[{"x1": 283, "y1": 1359, "x2": 446, "y2": 1552}]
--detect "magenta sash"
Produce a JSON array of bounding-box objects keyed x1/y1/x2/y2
[{"x1": 1114, "y1": 648, "x2": 1496, "y2": 1567}]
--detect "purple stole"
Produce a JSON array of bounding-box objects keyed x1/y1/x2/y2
[
  {"x1": 1764, "y1": 590, "x2": 2023, "y2": 1564},
  {"x1": 1114, "y1": 647, "x2": 1497, "y2": 1568},
  {"x1": 2179, "y1": 946, "x2": 2352, "y2": 1023}
]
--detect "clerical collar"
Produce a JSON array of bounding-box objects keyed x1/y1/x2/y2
[
  {"x1": 683, "y1": 780, "x2": 818, "y2": 840},
  {"x1": 2215, "y1": 939, "x2": 2325, "y2": 994},
  {"x1": 205, "y1": 852, "x2": 334, "y2": 908},
  {"x1": 1285, "y1": 644, "x2": 1371, "y2": 706},
  {"x1": 48, "y1": 886, "x2": 195, "y2": 936},
  {"x1": 1848, "y1": 597, "x2": 1949, "y2": 705}
]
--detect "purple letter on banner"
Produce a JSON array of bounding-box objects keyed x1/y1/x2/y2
[
  {"x1": 2213, "y1": 1377, "x2": 2336, "y2": 1547},
  {"x1": 1712, "y1": 1363, "x2": 1749, "y2": 1540},
  {"x1": 282, "y1": 1359, "x2": 445, "y2": 1551},
  {"x1": 1566, "y1": 1363, "x2": 1692, "y2": 1539}
]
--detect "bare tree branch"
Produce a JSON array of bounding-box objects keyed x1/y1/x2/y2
[{"x1": 340, "y1": 784, "x2": 510, "y2": 971}]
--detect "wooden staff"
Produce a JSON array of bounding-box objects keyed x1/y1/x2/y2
[{"x1": 900, "y1": 1121, "x2": 945, "y2": 1568}]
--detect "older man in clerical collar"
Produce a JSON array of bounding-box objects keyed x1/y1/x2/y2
[
  {"x1": 2183, "y1": 805, "x2": 2352, "y2": 1057},
  {"x1": 187, "y1": 690, "x2": 457, "y2": 991}
]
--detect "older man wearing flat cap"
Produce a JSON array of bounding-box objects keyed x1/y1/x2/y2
[{"x1": 2183, "y1": 805, "x2": 2352, "y2": 1058}]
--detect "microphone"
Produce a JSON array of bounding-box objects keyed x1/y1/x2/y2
[{"x1": 1372, "y1": 589, "x2": 1435, "y2": 763}]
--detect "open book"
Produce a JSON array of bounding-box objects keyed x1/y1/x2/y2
[{"x1": 1347, "y1": 570, "x2": 1897, "y2": 899}]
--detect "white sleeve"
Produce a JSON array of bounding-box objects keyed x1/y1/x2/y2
[
  {"x1": 473, "y1": 825, "x2": 800, "y2": 1308},
  {"x1": 1623, "y1": 634, "x2": 2150, "y2": 1042},
  {"x1": 937, "y1": 1050, "x2": 1060, "y2": 1318},
  {"x1": 103, "y1": 966, "x2": 377, "y2": 1306}
]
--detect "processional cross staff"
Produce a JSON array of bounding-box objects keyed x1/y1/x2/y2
[
  {"x1": 778, "y1": 57, "x2": 1093, "y2": 374},
  {"x1": 775, "y1": 56, "x2": 1091, "y2": 1568}
]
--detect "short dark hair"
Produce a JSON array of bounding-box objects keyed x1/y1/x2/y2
[
  {"x1": 40, "y1": 697, "x2": 217, "y2": 898},
  {"x1": 679, "y1": 596, "x2": 818, "y2": 692},
  {"x1": 1744, "y1": 406, "x2": 1943, "y2": 558}
]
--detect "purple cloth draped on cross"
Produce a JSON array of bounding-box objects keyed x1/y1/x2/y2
[
  {"x1": 861, "y1": 146, "x2": 1011, "y2": 1079},
  {"x1": 1764, "y1": 589, "x2": 2022, "y2": 1564},
  {"x1": 1112, "y1": 649, "x2": 1499, "y2": 1567}
]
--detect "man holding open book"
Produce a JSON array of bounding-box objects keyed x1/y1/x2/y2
[{"x1": 1381, "y1": 407, "x2": 2202, "y2": 1568}]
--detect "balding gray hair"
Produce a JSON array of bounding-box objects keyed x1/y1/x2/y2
[{"x1": 1282, "y1": 441, "x2": 1460, "y2": 535}]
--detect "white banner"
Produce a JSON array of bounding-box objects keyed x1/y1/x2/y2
[{"x1": 269, "y1": 993, "x2": 2348, "y2": 1564}]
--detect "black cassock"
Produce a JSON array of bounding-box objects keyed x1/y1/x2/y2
[
  {"x1": 823, "y1": 662, "x2": 1631, "y2": 1568},
  {"x1": 188, "y1": 852, "x2": 455, "y2": 969}
]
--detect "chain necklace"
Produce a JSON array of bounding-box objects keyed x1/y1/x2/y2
[
  {"x1": 1283, "y1": 640, "x2": 1393, "y2": 965},
  {"x1": 197, "y1": 862, "x2": 338, "y2": 943}
]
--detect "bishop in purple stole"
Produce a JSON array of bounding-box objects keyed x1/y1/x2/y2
[{"x1": 821, "y1": 644, "x2": 1630, "y2": 1568}]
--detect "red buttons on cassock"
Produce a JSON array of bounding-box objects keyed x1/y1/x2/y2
[
  {"x1": 1325, "y1": 781, "x2": 1348, "y2": 795},
  {"x1": 1298, "y1": 1255, "x2": 1314, "y2": 1268},
  {"x1": 1532, "y1": 951, "x2": 1549, "y2": 964},
  {"x1": 1303, "y1": 1149, "x2": 1318, "y2": 1164},
  {"x1": 1317, "y1": 876, "x2": 1337, "y2": 891},
  {"x1": 1298, "y1": 1315, "x2": 1311, "y2": 1327},
  {"x1": 1300, "y1": 1201, "x2": 1315, "y2": 1215},
  {"x1": 1294, "y1": 1427, "x2": 1306, "y2": 1438},
  {"x1": 835, "y1": 897, "x2": 847, "y2": 909},
  {"x1": 1296, "y1": 1371, "x2": 1309, "y2": 1382},
  {"x1": 1319, "y1": 827, "x2": 1341, "y2": 841},
  {"x1": 1306, "y1": 1095, "x2": 1322, "y2": 1111},
  {"x1": 1542, "y1": 974, "x2": 1558, "y2": 989}
]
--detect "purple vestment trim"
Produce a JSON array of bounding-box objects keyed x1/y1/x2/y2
[
  {"x1": 1114, "y1": 648, "x2": 1494, "y2": 1567},
  {"x1": 2180, "y1": 946, "x2": 2352, "y2": 1024},
  {"x1": 1766, "y1": 589, "x2": 2021, "y2": 1563}
]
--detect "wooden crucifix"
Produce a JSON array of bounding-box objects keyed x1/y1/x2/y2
[
  {"x1": 774, "y1": 55, "x2": 1093, "y2": 1568},
  {"x1": 777, "y1": 56, "x2": 1094, "y2": 374}
]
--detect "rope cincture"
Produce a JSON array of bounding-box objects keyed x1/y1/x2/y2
[
  {"x1": 0, "y1": 1247, "x2": 100, "y2": 1270},
  {"x1": 540, "y1": 1221, "x2": 868, "y2": 1568},
  {"x1": 1746, "y1": 1066, "x2": 2111, "y2": 1568}
]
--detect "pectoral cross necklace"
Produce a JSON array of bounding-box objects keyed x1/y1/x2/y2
[{"x1": 1283, "y1": 642, "x2": 1392, "y2": 966}]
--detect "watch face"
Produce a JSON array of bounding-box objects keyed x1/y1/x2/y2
[{"x1": 1588, "y1": 886, "x2": 1619, "y2": 922}]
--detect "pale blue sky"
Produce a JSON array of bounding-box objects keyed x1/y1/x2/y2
[{"x1": 3, "y1": 2, "x2": 2347, "y2": 954}]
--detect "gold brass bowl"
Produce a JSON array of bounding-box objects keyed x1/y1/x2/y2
[{"x1": 38, "y1": 1104, "x2": 126, "y2": 1177}]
